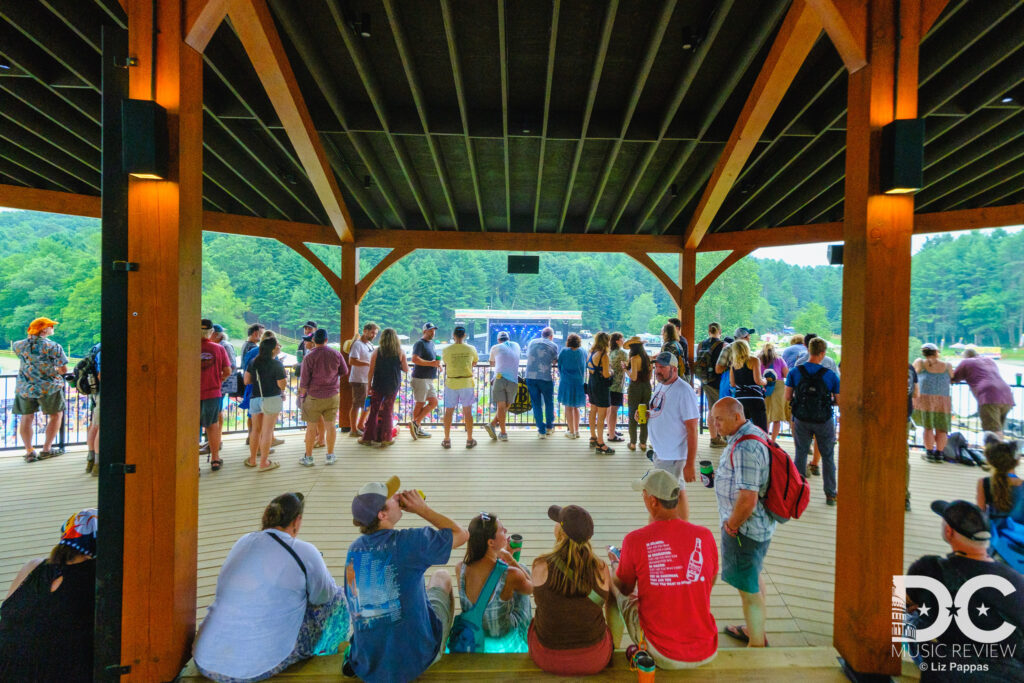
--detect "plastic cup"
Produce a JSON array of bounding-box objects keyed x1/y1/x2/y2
[
  {"x1": 699, "y1": 460, "x2": 714, "y2": 488},
  {"x1": 509, "y1": 534, "x2": 523, "y2": 562},
  {"x1": 1016, "y1": 373, "x2": 1022, "y2": 386}
]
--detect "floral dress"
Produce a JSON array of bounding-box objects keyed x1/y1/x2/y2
[{"x1": 914, "y1": 363, "x2": 952, "y2": 431}]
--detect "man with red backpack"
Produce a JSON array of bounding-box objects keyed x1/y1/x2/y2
[{"x1": 710, "y1": 397, "x2": 775, "y2": 648}]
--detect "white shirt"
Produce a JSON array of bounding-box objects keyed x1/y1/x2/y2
[
  {"x1": 647, "y1": 378, "x2": 700, "y2": 461},
  {"x1": 348, "y1": 339, "x2": 374, "y2": 383},
  {"x1": 489, "y1": 341, "x2": 522, "y2": 379},
  {"x1": 193, "y1": 529, "x2": 338, "y2": 679}
]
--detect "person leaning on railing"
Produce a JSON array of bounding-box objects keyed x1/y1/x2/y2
[{"x1": 12, "y1": 317, "x2": 69, "y2": 462}]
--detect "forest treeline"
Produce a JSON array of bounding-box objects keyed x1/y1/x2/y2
[{"x1": 0, "y1": 210, "x2": 1019, "y2": 357}]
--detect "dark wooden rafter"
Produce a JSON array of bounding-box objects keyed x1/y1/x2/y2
[
  {"x1": 605, "y1": 0, "x2": 734, "y2": 234},
  {"x1": 556, "y1": 0, "x2": 618, "y2": 233},
  {"x1": 0, "y1": 97, "x2": 99, "y2": 172},
  {"x1": 0, "y1": 118, "x2": 98, "y2": 192},
  {"x1": 278, "y1": 238, "x2": 345, "y2": 298},
  {"x1": 532, "y1": 0, "x2": 560, "y2": 232},
  {"x1": 227, "y1": 0, "x2": 354, "y2": 242},
  {"x1": 582, "y1": 0, "x2": 676, "y2": 233},
  {"x1": 0, "y1": 2, "x2": 101, "y2": 91},
  {"x1": 695, "y1": 249, "x2": 753, "y2": 301},
  {"x1": 682, "y1": 0, "x2": 823, "y2": 249},
  {"x1": 638, "y1": 0, "x2": 790, "y2": 235},
  {"x1": 265, "y1": 0, "x2": 388, "y2": 228},
  {"x1": 356, "y1": 247, "x2": 414, "y2": 303},
  {"x1": 627, "y1": 251, "x2": 681, "y2": 302},
  {"x1": 927, "y1": 148, "x2": 1024, "y2": 212},
  {"x1": 382, "y1": 0, "x2": 460, "y2": 229},
  {"x1": 39, "y1": 0, "x2": 105, "y2": 53},
  {"x1": 328, "y1": 0, "x2": 436, "y2": 229},
  {"x1": 0, "y1": 79, "x2": 100, "y2": 149},
  {"x1": 498, "y1": 0, "x2": 511, "y2": 231},
  {"x1": 440, "y1": 0, "x2": 486, "y2": 230}
]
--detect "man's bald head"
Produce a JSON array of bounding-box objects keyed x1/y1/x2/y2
[{"x1": 710, "y1": 397, "x2": 746, "y2": 437}]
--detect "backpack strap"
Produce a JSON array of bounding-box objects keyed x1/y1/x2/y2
[
  {"x1": 463, "y1": 560, "x2": 509, "y2": 622},
  {"x1": 727, "y1": 433, "x2": 770, "y2": 470},
  {"x1": 266, "y1": 531, "x2": 309, "y2": 600}
]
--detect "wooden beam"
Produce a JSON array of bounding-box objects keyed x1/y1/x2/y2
[
  {"x1": 0, "y1": 183, "x2": 100, "y2": 216},
  {"x1": 532, "y1": 0, "x2": 560, "y2": 232},
  {"x1": 279, "y1": 238, "x2": 345, "y2": 299},
  {"x1": 695, "y1": 249, "x2": 753, "y2": 301},
  {"x1": 683, "y1": 0, "x2": 822, "y2": 249},
  {"x1": 184, "y1": 0, "x2": 228, "y2": 53},
  {"x1": 225, "y1": 0, "x2": 354, "y2": 242},
  {"x1": 556, "y1": 0, "x2": 617, "y2": 233},
  {"x1": 356, "y1": 247, "x2": 413, "y2": 303},
  {"x1": 338, "y1": 243, "x2": 358, "y2": 429},
  {"x1": 679, "y1": 248, "x2": 696, "y2": 361},
  {"x1": 358, "y1": 229, "x2": 681, "y2": 254},
  {"x1": 806, "y1": 0, "x2": 867, "y2": 72},
  {"x1": 627, "y1": 251, "x2": 681, "y2": 302},
  {"x1": 201, "y1": 211, "x2": 339, "y2": 244},
  {"x1": 921, "y1": 0, "x2": 951, "y2": 35}
]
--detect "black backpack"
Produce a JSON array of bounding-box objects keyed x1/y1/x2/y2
[
  {"x1": 790, "y1": 366, "x2": 833, "y2": 423},
  {"x1": 73, "y1": 346, "x2": 100, "y2": 396},
  {"x1": 695, "y1": 338, "x2": 723, "y2": 383}
]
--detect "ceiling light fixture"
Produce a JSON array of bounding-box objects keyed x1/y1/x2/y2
[
  {"x1": 880, "y1": 119, "x2": 924, "y2": 195},
  {"x1": 1001, "y1": 96, "x2": 1015, "y2": 104},
  {"x1": 122, "y1": 99, "x2": 168, "y2": 180}
]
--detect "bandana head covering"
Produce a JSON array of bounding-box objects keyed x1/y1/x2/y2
[{"x1": 59, "y1": 508, "x2": 98, "y2": 558}]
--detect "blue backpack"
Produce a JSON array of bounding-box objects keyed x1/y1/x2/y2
[{"x1": 448, "y1": 561, "x2": 508, "y2": 653}]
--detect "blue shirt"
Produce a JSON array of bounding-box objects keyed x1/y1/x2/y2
[
  {"x1": 525, "y1": 338, "x2": 558, "y2": 381},
  {"x1": 556, "y1": 347, "x2": 586, "y2": 381},
  {"x1": 715, "y1": 420, "x2": 776, "y2": 541},
  {"x1": 785, "y1": 362, "x2": 840, "y2": 395},
  {"x1": 780, "y1": 344, "x2": 803, "y2": 369},
  {"x1": 345, "y1": 527, "x2": 453, "y2": 683}
]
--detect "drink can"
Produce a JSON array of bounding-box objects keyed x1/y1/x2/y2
[
  {"x1": 637, "y1": 404, "x2": 647, "y2": 424},
  {"x1": 699, "y1": 460, "x2": 714, "y2": 488}
]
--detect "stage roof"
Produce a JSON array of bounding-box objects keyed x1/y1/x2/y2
[
  {"x1": 0, "y1": 1, "x2": 1022, "y2": 243},
  {"x1": 454, "y1": 309, "x2": 583, "y2": 321}
]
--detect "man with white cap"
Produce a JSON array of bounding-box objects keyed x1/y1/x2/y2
[
  {"x1": 646, "y1": 352, "x2": 700, "y2": 519},
  {"x1": 344, "y1": 476, "x2": 469, "y2": 682},
  {"x1": 610, "y1": 468, "x2": 719, "y2": 669},
  {"x1": 485, "y1": 330, "x2": 522, "y2": 442}
]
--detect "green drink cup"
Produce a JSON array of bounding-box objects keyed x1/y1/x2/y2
[
  {"x1": 700, "y1": 460, "x2": 714, "y2": 488},
  {"x1": 509, "y1": 534, "x2": 523, "y2": 562}
]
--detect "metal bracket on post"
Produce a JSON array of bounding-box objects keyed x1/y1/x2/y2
[
  {"x1": 105, "y1": 664, "x2": 132, "y2": 675},
  {"x1": 112, "y1": 261, "x2": 139, "y2": 272},
  {"x1": 114, "y1": 56, "x2": 138, "y2": 68},
  {"x1": 108, "y1": 463, "x2": 136, "y2": 475}
]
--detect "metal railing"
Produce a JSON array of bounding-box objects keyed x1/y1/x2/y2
[{"x1": 2, "y1": 370, "x2": 1020, "y2": 451}]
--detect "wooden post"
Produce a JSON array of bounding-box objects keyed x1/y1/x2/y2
[
  {"x1": 338, "y1": 242, "x2": 358, "y2": 428},
  {"x1": 679, "y1": 248, "x2": 696, "y2": 363},
  {"x1": 121, "y1": 0, "x2": 202, "y2": 678},
  {"x1": 834, "y1": 0, "x2": 919, "y2": 676}
]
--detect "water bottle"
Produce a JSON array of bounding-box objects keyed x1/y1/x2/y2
[
  {"x1": 699, "y1": 460, "x2": 714, "y2": 488},
  {"x1": 637, "y1": 404, "x2": 647, "y2": 424},
  {"x1": 626, "y1": 645, "x2": 656, "y2": 682}
]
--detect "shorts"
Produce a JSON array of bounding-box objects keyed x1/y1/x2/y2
[
  {"x1": 302, "y1": 394, "x2": 339, "y2": 423},
  {"x1": 979, "y1": 403, "x2": 1012, "y2": 433},
  {"x1": 427, "y1": 584, "x2": 455, "y2": 667},
  {"x1": 528, "y1": 623, "x2": 613, "y2": 676},
  {"x1": 351, "y1": 382, "x2": 367, "y2": 407},
  {"x1": 702, "y1": 382, "x2": 719, "y2": 408},
  {"x1": 91, "y1": 394, "x2": 100, "y2": 427},
  {"x1": 249, "y1": 395, "x2": 284, "y2": 416},
  {"x1": 411, "y1": 378, "x2": 437, "y2": 403},
  {"x1": 613, "y1": 590, "x2": 716, "y2": 669},
  {"x1": 610, "y1": 391, "x2": 624, "y2": 407},
  {"x1": 13, "y1": 391, "x2": 65, "y2": 416},
  {"x1": 199, "y1": 397, "x2": 221, "y2": 427},
  {"x1": 444, "y1": 387, "x2": 475, "y2": 409},
  {"x1": 492, "y1": 377, "x2": 518, "y2": 405},
  {"x1": 652, "y1": 455, "x2": 686, "y2": 489},
  {"x1": 720, "y1": 528, "x2": 771, "y2": 594}
]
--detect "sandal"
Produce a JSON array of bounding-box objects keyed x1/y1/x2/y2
[
  {"x1": 441, "y1": 439, "x2": 451, "y2": 449},
  {"x1": 588, "y1": 437, "x2": 598, "y2": 448},
  {"x1": 595, "y1": 444, "x2": 615, "y2": 455},
  {"x1": 24, "y1": 452, "x2": 38, "y2": 463},
  {"x1": 244, "y1": 459, "x2": 257, "y2": 468},
  {"x1": 628, "y1": 442, "x2": 637, "y2": 451},
  {"x1": 723, "y1": 625, "x2": 769, "y2": 646},
  {"x1": 607, "y1": 435, "x2": 625, "y2": 443},
  {"x1": 466, "y1": 439, "x2": 478, "y2": 449},
  {"x1": 258, "y1": 460, "x2": 280, "y2": 472},
  {"x1": 210, "y1": 459, "x2": 223, "y2": 472}
]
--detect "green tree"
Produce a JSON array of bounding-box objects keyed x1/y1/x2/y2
[
  {"x1": 627, "y1": 293, "x2": 657, "y2": 333},
  {"x1": 961, "y1": 293, "x2": 1005, "y2": 345},
  {"x1": 793, "y1": 303, "x2": 832, "y2": 338}
]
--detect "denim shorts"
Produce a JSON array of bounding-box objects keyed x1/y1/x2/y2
[
  {"x1": 249, "y1": 395, "x2": 283, "y2": 416},
  {"x1": 720, "y1": 528, "x2": 770, "y2": 594}
]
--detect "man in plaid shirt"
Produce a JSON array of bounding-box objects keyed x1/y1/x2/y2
[{"x1": 710, "y1": 397, "x2": 775, "y2": 648}]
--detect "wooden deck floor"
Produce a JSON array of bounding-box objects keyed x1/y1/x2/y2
[{"x1": 0, "y1": 428, "x2": 977, "y2": 675}]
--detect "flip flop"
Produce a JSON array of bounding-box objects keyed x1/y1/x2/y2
[
  {"x1": 210, "y1": 459, "x2": 223, "y2": 472},
  {"x1": 243, "y1": 459, "x2": 257, "y2": 468},
  {"x1": 724, "y1": 625, "x2": 749, "y2": 643},
  {"x1": 258, "y1": 460, "x2": 280, "y2": 472}
]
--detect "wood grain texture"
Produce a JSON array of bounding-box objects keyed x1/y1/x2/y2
[{"x1": 184, "y1": 0, "x2": 228, "y2": 53}]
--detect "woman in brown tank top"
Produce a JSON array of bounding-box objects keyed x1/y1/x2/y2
[{"x1": 528, "y1": 504, "x2": 614, "y2": 676}]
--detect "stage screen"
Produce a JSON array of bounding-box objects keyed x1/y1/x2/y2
[{"x1": 487, "y1": 319, "x2": 546, "y2": 352}]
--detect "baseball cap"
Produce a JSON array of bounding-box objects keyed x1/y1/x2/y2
[
  {"x1": 302, "y1": 334, "x2": 313, "y2": 343},
  {"x1": 352, "y1": 475, "x2": 401, "y2": 527},
  {"x1": 200, "y1": 319, "x2": 213, "y2": 330},
  {"x1": 27, "y1": 317, "x2": 58, "y2": 335},
  {"x1": 422, "y1": 322, "x2": 438, "y2": 332},
  {"x1": 313, "y1": 328, "x2": 328, "y2": 344},
  {"x1": 304, "y1": 320, "x2": 318, "y2": 329},
  {"x1": 212, "y1": 324, "x2": 225, "y2": 334},
  {"x1": 547, "y1": 504, "x2": 594, "y2": 544},
  {"x1": 497, "y1": 331, "x2": 510, "y2": 341},
  {"x1": 631, "y1": 468, "x2": 681, "y2": 500},
  {"x1": 653, "y1": 351, "x2": 677, "y2": 367},
  {"x1": 931, "y1": 500, "x2": 991, "y2": 541},
  {"x1": 734, "y1": 327, "x2": 751, "y2": 339}
]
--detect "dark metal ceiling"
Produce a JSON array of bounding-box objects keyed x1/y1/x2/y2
[{"x1": 0, "y1": 0, "x2": 1022, "y2": 239}]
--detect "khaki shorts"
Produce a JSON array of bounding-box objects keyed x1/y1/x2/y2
[
  {"x1": 427, "y1": 584, "x2": 455, "y2": 666},
  {"x1": 492, "y1": 377, "x2": 518, "y2": 405},
  {"x1": 13, "y1": 391, "x2": 66, "y2": 416},
  {"x1": 614, "y1": 590, "x2": 716, "y2": 669},
  {"x1": 979, "y1": 403, "x2": 1012, "y2": 433},
  {"x1": 91, "y1": 394, "x2": 100, "y2": 427},
  {"x1": 351, "y1": 382, "x2": 367, "y2": 407},
  {"x1": 411, "y1": 378, "x2": 437, "y2": 403},
  {"x1": 302, "y1": 394, "x2": 339, "y2": 423}
]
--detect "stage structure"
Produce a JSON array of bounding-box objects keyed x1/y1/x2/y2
[{"x1": 453, "y1": 309, "x2": 582, "y2": 353}]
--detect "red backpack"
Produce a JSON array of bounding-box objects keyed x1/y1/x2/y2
[{"x1": 729, "y1": 431, "x2": 810, "y2": 522}]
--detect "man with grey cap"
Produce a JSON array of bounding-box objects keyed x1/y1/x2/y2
[
  {"x1": 343, "y1": 475, "x2": 469, "y2": 682},
  {"x1": 485, "y1": 331, "x2": 522, "y2": 442},
  {"x1": 646, "y1": 352, "x2": 700, "y2": 520},
  {"x1": 904, "y1": 500, "x2": 1024, "y2": 679},
  {"x1": 609, "y1": 468, "x2": 719, "y2": 669}
]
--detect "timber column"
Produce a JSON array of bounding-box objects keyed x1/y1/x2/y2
[
  {"x1": 833, "y1": 0, "x2": 920, "y2": 676},
  {"x1": 338, "y1": 242, "x2": 358, "y2": 428},
  {"x1": 679, "y1": 248, "x2": 696, "y2": 364},
  {"x1": 122, "y1": 0, "x2": 202, "y2": 678}
]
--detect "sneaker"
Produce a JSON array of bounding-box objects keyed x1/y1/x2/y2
[
  {"x1": 326, "y1": 453, "x2": 337, "y2": 465},
  {"x1": 416, "y1": 427, "x2": 432, "y2": 438},
  {"x1": 299, "y1": 455, "x2": 315, "y2": 467},
  {"x1": 272, "y1": 437, "x2": 285, "y2": 447},
  {"x1": 483, "y1": 421, "x2": 497, "y2": 441},
  {"x1": 85, "y1": 452, "x2": 95, "y2": 474},
  {"x1": 538, "y1": 432, "x2": 547, "y2": 439},
  {"x1": 498, "y1": 432, "x2": 508, "y2": 441},
  {"x1": 809, "y1": 464, "x2": 821, "y2": 476},
  {"x1": 564, "y1": 432, "x2": 576, "y2": 439},
  {"x1": 826, "y1": 496, "x2": 837, "y2": 506},
  {"x1": 408, "y1": 422, "x2": 419, "y2": 440}
]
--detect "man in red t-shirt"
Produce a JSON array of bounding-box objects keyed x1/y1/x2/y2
[
  {"x1": 610, "y1": 468, "x2": 718, "y2": 669},
  {"x1": 200, "y1": 319, "x2": 231, "y2": 470}
]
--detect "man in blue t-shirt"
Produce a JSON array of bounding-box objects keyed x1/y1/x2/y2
[
  {"x1": 524, "y1": 327, "x2": 558, "y2": 438},
  {"x1": 784, "y1": 337, "x2": 840, "y2": 506},
  {"x1": 344, "y1": 476, "x2": 469, "y2": 682}
]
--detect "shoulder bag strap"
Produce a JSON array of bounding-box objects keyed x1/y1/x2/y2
[
  {"x1": 464, "y1": 560, "x2": 509, "y2": 621},
  {"x1": 266, "y1": 531, "x2": 309, "y2": 600},
  {"x1": 549, "y1": 556, "x2": 604, "y2": 605}
]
